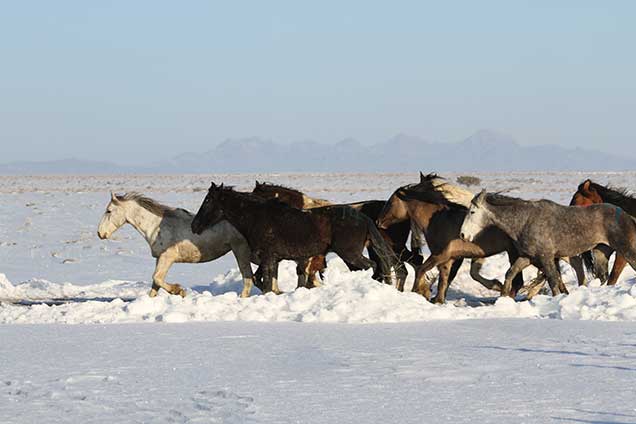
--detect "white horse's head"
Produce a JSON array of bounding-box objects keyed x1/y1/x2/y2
[
  {"x1": 460, "y1": 190, "x2": 492, "y2": 242},
  {"x1": 97, "y1": 192, "x2": 128, "y2": 239}
]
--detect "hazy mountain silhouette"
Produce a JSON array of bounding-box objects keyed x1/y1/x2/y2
[{"x1": 1, "y1": 130, "x2": 632, "y2": 174}]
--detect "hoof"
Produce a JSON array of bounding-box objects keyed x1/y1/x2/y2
[
  {"x1": 148, "y1": 290, "x2": 158, "y2": 298},
  {"x1": 172, "y1": 285, "x2": 186, "y2": 297}
]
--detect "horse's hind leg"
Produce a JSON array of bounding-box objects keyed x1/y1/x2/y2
[
  {"x1": 151, "y1": 252, "x2": 186, "y2": 297},
  {"x1": 608, "y1": 254, "x2": 627, "y2": 285},
  {"x1": 568, "y1": 255, "x2": 587, "y2": 287},
  {"x1": 469, "y1": 258, "x2": 503, "y2": 292},
  {"x1": 537, "y1": 256, "x2": 564, "y2": 297},
  {"x1": 367, "y1": 247, "x2": 387, "y2": 284},
  {"x1": 229, "y1": 238, "x2": 255, "y2": 297},
  {"x1": 261, "y1": 258, "x2": 282, "y2": 295}
]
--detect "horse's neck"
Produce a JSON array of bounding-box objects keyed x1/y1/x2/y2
[
  {"x1": 600, "y1": 189, "x2": 636, "y2": 215},
  {"x1": 487, "y1": 204, "x2": 527, "y2": 240},
  {"x1": 222, "y1": 195, "x2": 258, "y2": 235},
  {"x1": 125, "y1": 203, "x2": 163, "y2": 245},
  {"x1": 406, "y1": 201, "x2": 443, "y2": 232}
]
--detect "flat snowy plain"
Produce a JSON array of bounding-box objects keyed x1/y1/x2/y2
[{"x1": 2, "y1": 172, "x2": 636, "y2": 423}]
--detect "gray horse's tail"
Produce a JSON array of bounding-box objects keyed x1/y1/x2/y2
[{"x1": 365, "y1": 218, "x2": 403, "y2": 283}]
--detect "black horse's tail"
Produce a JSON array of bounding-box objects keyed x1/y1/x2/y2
[
  {"x1": 365, "y1": 218, "x2": 403, "y2": 284},
  {"x1": 581, "y1": 250, "x2": 609, "y2": 282}
]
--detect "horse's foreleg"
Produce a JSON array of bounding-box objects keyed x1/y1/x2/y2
[
  {"x1": 412, "y1": 265, "x2": 433, "y2": 300},
  {"x1": 469, "y1": 258, "x2": 503, "y2": 292},
  {"x1": 555, "y1": 259, "x2": 569, "y2": 294},
  {"x1": 433, "y1": 259, "x2": 462, "y2": 304},
  {"x1": 502, "y1": 257, "x2": 531, "y2": 298},
  {"x1": 608, "y1": 254, "x2": 627, "y2": 285},
  {"x1": 151, "y1": 252, "x2": 185, "y2": 297}
]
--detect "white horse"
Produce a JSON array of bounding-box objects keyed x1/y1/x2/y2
[{"x1": 97, "y1": 192, "x2": 255, "y2": 297}]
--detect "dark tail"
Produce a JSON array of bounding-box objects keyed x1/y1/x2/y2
[
  {"x1": 581, "y1": 249, "x2": 609, "y2": 282},
  {"x1": 580, "y1": 251, "x2": 595, "y2": 275},
  {"x1": 365, "y1": 217, "x2": 403, "y2": 283}
]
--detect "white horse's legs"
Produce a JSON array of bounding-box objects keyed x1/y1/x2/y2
[
  {"x1": 150, "y1": 252, "x2": 186, "y2": 297},
  {"x1": 229, "y1": 237, "x2": 256, "y2": 297}
]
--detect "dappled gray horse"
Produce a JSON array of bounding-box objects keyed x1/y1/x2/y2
[
  {"x1": 460, "y1": 190, "x2": 636, "y2": 297},
  {"x1": 97, "y1": 192, "x2": 255, "y2": 297}
]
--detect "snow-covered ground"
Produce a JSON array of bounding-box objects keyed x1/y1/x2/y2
[{"x1": 2, "y1": 172, "x2": 636, "y2": 422}]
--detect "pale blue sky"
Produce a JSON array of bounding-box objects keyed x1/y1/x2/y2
[{"x1": 1, "y1": 1, "x2": 635, "y2": 164}]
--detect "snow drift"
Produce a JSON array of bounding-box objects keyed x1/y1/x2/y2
[{"x1": 2, "y1": 258, "x2": 636, "y2": 325}]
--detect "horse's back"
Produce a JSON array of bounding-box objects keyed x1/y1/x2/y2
[{"x1": 155, "y1": 216, "x2": 240, "y2": 263}]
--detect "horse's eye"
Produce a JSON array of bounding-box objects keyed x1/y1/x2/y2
[{"x1": 470, "y1": 211, "x2": 475, "y2": 215}]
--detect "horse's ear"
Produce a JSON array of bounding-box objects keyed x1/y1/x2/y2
[
  {"x1": 473, "y1": 189, "x2": 487, "y2": 206},
  {"x1": 420, "y1": 171, "x2": 425, "y2": 183},
  {"x1": 583, "y1": 179, "x2": 597, "y2": 193},
  {"x1": 210, "y1": 182, "x2": 217, "y2": 189},
  {"x1": 110, "y1": 192, "x2": 120, "y2": 204}
]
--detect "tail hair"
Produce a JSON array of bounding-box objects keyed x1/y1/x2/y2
[{"x1": 365, "y1": 217, "x2": 403, "y2": 283}]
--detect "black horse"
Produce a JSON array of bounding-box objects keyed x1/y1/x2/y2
[
  {"x1": 192, "y1": 183, "x2": 400, "y2": 293},
  {"x1": 252, "y1": 181, "x2": 422, "y2": 287}
]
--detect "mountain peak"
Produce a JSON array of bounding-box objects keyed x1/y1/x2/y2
[{"x1": 461, "y1": 129, "x2": 518, "y2": 147}]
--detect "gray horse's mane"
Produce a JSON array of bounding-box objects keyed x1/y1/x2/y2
[
  {"x1": 116, "y1": 192, "x2": 185, "y2": 217},
  {"x1": 484, "y1": 193, "x2": 531, "y2": 206}
]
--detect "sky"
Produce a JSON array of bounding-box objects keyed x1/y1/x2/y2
[{"x1": 1, "y1": 1, "x2": 635, "y2": 164}]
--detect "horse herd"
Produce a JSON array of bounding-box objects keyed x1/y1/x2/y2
[{"x1": 96, "y1": 174, "x2": 636, "y2": 304}]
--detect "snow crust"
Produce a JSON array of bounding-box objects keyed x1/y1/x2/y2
[{"x1": 3, "y1": 257, "x2": 636, "y2": 324}]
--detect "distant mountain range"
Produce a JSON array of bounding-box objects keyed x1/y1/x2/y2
[{"x1": 1, "y1": 130, "x2": 633, "y2": 174}]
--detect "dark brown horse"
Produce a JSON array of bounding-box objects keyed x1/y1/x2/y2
[
  {"x1": 570, "y1": 179, "x2": 636, "y2": 285},
  {"x1": 252, "y1": 181, "x2": 422, "y2": 287},
  {"x1": 376, "y1": 173, "x2": 527, "y2": 303},
  {"x1": 192, "y1": 183, "x2": 400, "y2": 293}
]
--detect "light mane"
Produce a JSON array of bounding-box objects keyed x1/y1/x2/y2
[
  {"x1": 302, "y1": 194, "x2": 332, "y2": 208},
  {"x1": 429, "y1": 178, "x2": 474, "y2": 208},
  {"x1": 116, "y1": 192, "x2": 186, "y2": 217}
]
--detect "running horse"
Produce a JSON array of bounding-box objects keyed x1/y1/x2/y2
[
  {"x1": 252, "y1": 182, "x2": 423, "y2": 288},
  {"x1": 460, "y1": 190, "x2": 636, "y2": 297},
  {"x1": 570, "y1": 179, "x2": 636, "y2": 285},
  {"x1": 192, "y1": 183, "x2": 401, "y2": 294},
  {"x1": 377, "y1": 173, "x2": 529, "y2": 303}
]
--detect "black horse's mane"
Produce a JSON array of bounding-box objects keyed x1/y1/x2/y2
[
  {"x1": 254, "y1": 181, "x2": 303, "y2": 195},
  {"x1": 585, "y1": 181, "x2": 636, "y2": 214}
]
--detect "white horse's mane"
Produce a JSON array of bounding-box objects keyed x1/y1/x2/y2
[{"x1": 116, "y1": 192, "x2": 187, "y2": 217}]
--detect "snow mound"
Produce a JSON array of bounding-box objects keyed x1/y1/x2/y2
[{"x1": 2, "y1": 262, "x2": 636, "y2": 324}]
